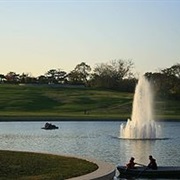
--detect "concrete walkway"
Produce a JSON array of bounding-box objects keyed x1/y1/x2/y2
[{"x1": 67, "y1": 157, "x2": 116, "y2": 180}]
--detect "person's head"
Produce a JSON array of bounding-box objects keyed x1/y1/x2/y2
[
  {"x1": 130, "y1": 157, "x2": 135, "y2": 162},
  {"x1": 149, "y1": 155, "x2": 153, "y2": 159}
]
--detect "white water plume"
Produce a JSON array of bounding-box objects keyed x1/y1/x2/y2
[{"x1": 120, "y1": 75, "x2": 160, "y2": 139}]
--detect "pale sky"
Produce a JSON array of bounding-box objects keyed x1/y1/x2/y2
[{"x1": 0, "y1": 0, "x2": 180, "y2": 76}]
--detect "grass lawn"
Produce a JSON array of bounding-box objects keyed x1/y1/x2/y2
[
  {"x1": 0, "y1": 84, "x2": 133, "y2": 120},
  {"x1": 0, "y1": 150, "x2": 98, "y2": 180},
  {"x1": 0, "y1": 84, "x2": 179, "y2": 120}
]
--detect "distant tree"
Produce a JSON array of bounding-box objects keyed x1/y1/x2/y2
[
  {"x1": 55, "y1": 69, "x2": 67, "y2": 84},
  {"x1": 38, "y1": 75, "x2": 48, "y2": 84},
  {"x1": 90, "y1": 63, "x2": 115, "y2": 88},
  {"x1": 75, "y1": 62, "x2": 91, "y2": 84},
  {"x1": 0, "y1": 74, "x2": 6, "y2": 83},
  {"x1": 161, "y1": 63, "x2": 180, "y2": 79},
  {"x1": 119, "y1": 78, "x2": 137, "y2": 92},
  {"x1": 5, "y1": 72, "x2": 20, "y2": 83},
  {"x1": 19, "y1": 73, "x2": 37, "y2": 84},
  {"x1": 68, "y1": 62, "x2": 91, "y2": 85},
  {"x1": 145, "y1": 72, "x2": 170, "y2": 97},
  {"x1": 45, "y1": 69, "x2": 67, "y2": 84},
  {"x1": 145, "y1": 63, "x2": 180, "y2": 99},
  {"x1": 67, "y1": 70, "x2": 84, "y2": 85},
  {"x1": 90, "y1": 59, "x2": 135, "y2": 91},
  {"x1": 20, "y1": 73, "x2": 27, "y2": 83},
  {"x1": 45, "y1": 69, "x2": 57, "y2": 84},
  {"x1": 160, "y1": 63, "x2": 180, "y2": 99}
]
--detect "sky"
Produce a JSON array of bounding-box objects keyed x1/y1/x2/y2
[{"x1": 0, "y1": 0, "x2": 180, "y2": 77}]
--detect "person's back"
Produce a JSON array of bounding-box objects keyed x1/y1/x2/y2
[
  {"x1": 148, "y1": 155, "x2": 157, "y2": 170},
  {"x1": 126, "y1": 157, "x2": 136, "y2": 169}
]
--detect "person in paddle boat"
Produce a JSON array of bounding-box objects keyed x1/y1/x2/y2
[
  {"x1": 126, "y1": 157, "x2": 137, "y2": 169},
  {"x1": 147, "y1": 155, "x2": 158, "y2": 170}
]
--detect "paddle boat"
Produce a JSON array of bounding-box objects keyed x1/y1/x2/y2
[
  {"x1": 117, "y1": 165, "x2": 180, "y2": 178},
  {"x1": 41, "y1": 123, "x2": 59, "y2": 130}
]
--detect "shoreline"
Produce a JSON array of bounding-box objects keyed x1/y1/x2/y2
[
  {"x1": 0, "y1": 116, "x2": 179, "y2": 121},
  {"x1": 0, "y1": 116, "x2": 126, "y2": 121},
  {"x1": 0, "y1": 150, "x2": 116, "y2": 180}
]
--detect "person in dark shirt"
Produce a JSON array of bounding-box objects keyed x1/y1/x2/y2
[
  {"x1": 148, "y1": 155, "x2": 157, "y2": 170},
  {"x1": 126, "y1": 157, "x2": 136, "y2": 169}
]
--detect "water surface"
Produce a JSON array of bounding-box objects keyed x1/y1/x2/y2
[{"x1": 0, "y1": 121, "x2": 179, "y2": 169}]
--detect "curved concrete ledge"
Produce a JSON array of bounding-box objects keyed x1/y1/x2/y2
[{"x1": 67, "y1": 158, "x2": 116, "y2": 180}]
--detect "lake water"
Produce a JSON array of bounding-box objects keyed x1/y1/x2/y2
[{"x1": 0, "y1": 121, "x2": 180, "y2": 178}]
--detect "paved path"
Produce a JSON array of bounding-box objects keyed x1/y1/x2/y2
[{"x1": 67, "y1": 157, "x2": 116, "y2": 180}]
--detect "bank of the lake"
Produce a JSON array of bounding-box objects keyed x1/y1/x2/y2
[
  {"x1": 0, "y1": 84, "x2": 179, "y2": 120},
  {"x1": 0, "y1": 150, "x2": 98, "y2": 180},
  {"x1": 0, "y1": 116, "x2": 180, "y2": 122}
]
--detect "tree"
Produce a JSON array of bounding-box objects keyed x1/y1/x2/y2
[
  {"x1": 68, "y1": 62, "x2": 91, "y2": 85},
  {"x1": 19, "y1": 73, "x2": 37, "y2": 84},
  {"x1": 45, "y1": 69, "x2": 67, "y2": 84},
  {"x1": 90, "y1": 63, "x2": 115, "y2": 88},
  {"x1": 109, "y1": 59, "x2": 134, "y2": 79},
  {"x1": 55, "y1": 69, "x2": 67, "y2": 84},
  {"x1": 145, "y1": 72, "x2": 170, "y2": 97},
  {"x1": 145, "y1": 63, "x2": 180, "y2": 99},
  {"x1": 0, "y1": 74, "x2": 6, "y2": 83},
  {"x1": 90, "y1": 59, "x2": 135, "y2": 90},
  {"x1": 38, "y1": 75, "x2": 48, "y2": 84},
  {"x1": 45, "y1": 69, "x2": 57, "y2": 84},
  {"x1": 161, "y1": 63, "x2": 180, "y2": 79},
  {"x1": 5, "y1": 72, "x2": 20, "y2": 83},
  {"x1": 75, "y1": 62, "x2": 91, "y2": 84},
  {"x1": 67, "y1": 70, "x2": 84, "y2": 85}
]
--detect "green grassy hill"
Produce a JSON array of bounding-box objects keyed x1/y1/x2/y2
[{"x1": 0, "y1": 84, "x2": 179, "y2": 120}]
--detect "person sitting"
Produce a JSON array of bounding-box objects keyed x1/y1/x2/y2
[
  {"x1": 126, "y1": 157, "x2": 136, "y2": 169},
  {"x1": 148, "y1": 155, "x2": 158, "y2": 170}
]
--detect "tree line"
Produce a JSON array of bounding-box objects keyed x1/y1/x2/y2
[
  {"x1": 145, "y1": 63, "x2": 180, "y2": 100},
  {"x1": 0, "y1": 60, "x2": 179, "y2": 99}
]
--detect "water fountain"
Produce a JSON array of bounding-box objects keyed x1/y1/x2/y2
[{"x1": 120, "y1": 75, "x2": 160, "y2": 139}]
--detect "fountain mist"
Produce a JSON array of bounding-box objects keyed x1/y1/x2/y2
[{"x1": 120, "y1": 75, "x2": 159, "y2": 139}]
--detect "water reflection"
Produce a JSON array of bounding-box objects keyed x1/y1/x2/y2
[{"x1": 118, "y1": 139, "x2": 156, "y2": 167}]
